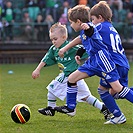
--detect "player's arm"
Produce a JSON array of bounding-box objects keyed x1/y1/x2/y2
[
  {"x1": 32, "y1": 61, "x2": 46, "y2": 79},
  {"x1": 75, "y1": 47, "x2": 86, "y2": 65},
  {"x1": 76, "y1": 47, "x2": 86, "y2": 57},
  {"x1": 58, "y1": 36, "x2": 82, "y2": 58},
  {"x1": 81, "y1": 23, "x2": 94, "y2": 37}
]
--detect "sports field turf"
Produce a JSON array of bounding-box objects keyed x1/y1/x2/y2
[{"x1": 0, "y1": 63, "x2": 133, "y2": 133}]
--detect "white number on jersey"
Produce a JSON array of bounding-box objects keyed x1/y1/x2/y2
[{"x1": 110, "y1": 34, "x2": 124, "y2": 55}]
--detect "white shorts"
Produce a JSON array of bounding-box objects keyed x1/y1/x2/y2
[{"x1": 47, "y1": 73, "x2": 91, "y2": 102}]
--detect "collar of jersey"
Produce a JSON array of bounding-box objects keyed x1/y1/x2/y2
[{"x1": 59, "y1": 40, "x2": 69, "y2": 49}]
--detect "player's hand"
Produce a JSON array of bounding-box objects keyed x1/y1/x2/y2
[
  {"x1": 75, "y1": 55, "x2": 81, "y2": 65},
  {"x1": 81, "y1": 23, "x2": 90, "y2": 30},
  {"x1": 58, "y1": 48, "x2": 66, "y2": 58},
  {"x1": 32, "y1": 69, "x2": 40, "y2": 79}
]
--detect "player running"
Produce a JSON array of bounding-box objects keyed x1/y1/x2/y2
[
  {"x1": 54, "y1": 4, "x2": 133, "y2": 124},
  {"x1": 32, "y1": 22, "x2": 110, "y2": 120}
]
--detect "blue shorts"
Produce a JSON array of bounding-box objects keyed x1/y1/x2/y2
[
  {"x1": 100, "y1": 65, "x2": 129, "y2": 88},
  {"x1": 78, "y1": 50, "x2": 120, "y2": 83}
]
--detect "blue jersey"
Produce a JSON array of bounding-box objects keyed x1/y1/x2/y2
[
  {"x1": 79, "y1": 22, "x2": 120, "y2": 83},
  {"x1": 80, "y1": 22, "x2": 109, "y2": 56},
  {"x1": 95, "y1": 21, "x2": 129, "y2": 69}
]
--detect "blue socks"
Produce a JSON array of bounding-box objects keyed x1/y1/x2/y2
[
  {"x1": 98, "y1": 88, "x2": 121, "y2": 117},
  {"x1": 66, "y1": 82, "x2": 77, "y2": 110},
  {"x1": 113, "y1": 87, "x2": 133, "y2": 99},
  {"x1": 119, "y1": 87, "x2": 133, "y2": 103}
]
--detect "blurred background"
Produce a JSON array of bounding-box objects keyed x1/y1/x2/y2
[{"x1": 0, "y1": 0, "x2": 133, "y2": 64}]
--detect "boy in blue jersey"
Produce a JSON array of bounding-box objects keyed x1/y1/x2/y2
[
  {"x1": 90, "y1": 1, "x2": 133, "y2": 100},
  {"x1": 54, "y1": 4, "x2": 133, "y2": 124},
  {"x1": 32, "y1": 22, "x2": 110, "y2": 120}
]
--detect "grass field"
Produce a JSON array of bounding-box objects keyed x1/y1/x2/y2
[{"x1": 0, "y1": 63, "x2": 133, "y2": 133}]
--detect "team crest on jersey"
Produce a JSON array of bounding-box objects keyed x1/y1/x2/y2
[
  {"x1": 58, "y1": 63, "x2": 65, "y2": 73},
  {"x1": 102, "y1": 72, "x2": 106, "y2": 77},
  {"x1": 102, "y1": 72, "x2": 111, "y2": 80},
  {"x1": 82, "y1": 34, "x2": 87, "y2": 40}
]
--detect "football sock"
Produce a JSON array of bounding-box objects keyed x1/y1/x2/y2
[
  {"x1": 86, "y1": 95, "x2": 103, "y2": 110},
  {"x1": 47, "y1": 92, "x2": 56, "y2": 108},
  {"x1": 67, "y1": 82, "x2": 77, "y2": 110},
  {"x1": 98, "y1": 88, "x2": 121, "y2": 117},
  {"x1": 119, "y1": 87, "x2": 133, "y2": 103},
  {"x1": 113, "y1": 87, "x2": 133, "y2": 99}
]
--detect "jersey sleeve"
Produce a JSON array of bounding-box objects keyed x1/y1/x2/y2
[{"x1": 41, "y1": 46, "x2": 56, "y2": 66}]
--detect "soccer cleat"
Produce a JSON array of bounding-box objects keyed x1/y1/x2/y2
[
  {"x1": 54, "y1": 105, "x2": 76, "y2": 117},
  {"x1": 104, "y1": 113, "x2": 126, "y2": 124},
  {"x1": 38, "y1": 106, "x2": 55, "y2": 116},
  {"x1": 101, "y1": 104, "x2": 111, "y2": 121}
]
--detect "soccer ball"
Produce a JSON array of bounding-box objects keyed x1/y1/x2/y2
[{"x1": 11, "y1": 104, "x2": 31, "y2": 124}]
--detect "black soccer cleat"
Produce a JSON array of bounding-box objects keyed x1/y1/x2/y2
[
  {"x1": 101, "y1": 104, "x2": 111, "y2": 121},
  {"x1": 38, "y1": 106, "x2": 55, "y2": 116},
  {"x1": 54, "y1": 105, "x2": 76, "y2": 116}
]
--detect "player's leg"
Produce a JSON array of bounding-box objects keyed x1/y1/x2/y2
[
  {"x1": 103, "y1": 78, "x2": 133, "y2": 124},
  {"x1": 77, "y1": 79, "x2": 111, "y2": 120},
  {"x1": 67, "y1": 70, "x2": 89, "y2": 109},
  {"x1": 97, "y1": 67, "x2": 126, "y2": 124},
  {"x1": 98, "y1": 85, "x2": 126, "y2": 124},
  {"x1": 110, "y1": 80, "x2": 133, "y2": 103},
  {"x1": 55, "y1": 69, "x2": 89, "y2": 116},
  {"x1": 38, "y1": 74, "x2": 67, "y2": 116},
  {"x1": 98, "y1": 67, "x2": 132, "y2": 124},
  {"x1": 104, "y1": 79, "x2": 133, "y2": 124},
  {"x1": 111, "y1": 87, "x2": 133, "y2": 99},
  {"x1": 38, "y1": 91, "x2": 56, "y2": 116},
  {"x1": 110, "y1": 66, "x2": 132, "y2": 99}
]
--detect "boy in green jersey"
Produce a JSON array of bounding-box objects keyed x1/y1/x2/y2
[{"x1": 32, "y1": 22, "x2": 110, "y2": 120}]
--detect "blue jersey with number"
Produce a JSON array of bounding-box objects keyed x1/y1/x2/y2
[
  {"x1": 78, "y1": 22, "x2": 120, "y2": 83},
  {"x1": 95, "y1": 21, "x2": 129, "y2": 88},
  {"x1": 95, "y1": 21, "x2": 129, "y2": 69}
]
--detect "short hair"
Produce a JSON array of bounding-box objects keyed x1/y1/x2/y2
[
  {"x1": 90, "y1": 1, "x2": 112, "y2": 22},
  {"x1": 49, "y1": 22, "x2": 68, "y2": 38},
  {"x1": 68, "y1": 5, "x2": 90, "y2": 23}
]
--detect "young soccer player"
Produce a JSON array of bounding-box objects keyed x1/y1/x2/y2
[
  {"x1": 32, "y1": 22, "x2": 110, "y2": 120},
  {"x1": 89, "y1": 1, "x2": 133, "y2": 99},
  {"x1": 54, "y1": 5, "x2": 133, "y2": 124}
]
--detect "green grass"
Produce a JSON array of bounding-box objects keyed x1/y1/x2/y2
[{"x1": 0, "y1": 63, "x2": 133, "y2": 133}]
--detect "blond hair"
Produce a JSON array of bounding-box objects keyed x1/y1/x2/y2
[
  {"x1": 49, "y1": 22, "x2": 68, "y2": 38},
  {"x1": 68, "y1": 5, "x2": 90, "y2": 23},
  {"x1": 90, "y1": 1, "x2": 112, "y2": 22}
]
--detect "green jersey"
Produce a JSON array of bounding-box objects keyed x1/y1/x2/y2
[
  {"x1": 5, "y1": 8, "x2": 13, "y2": 22},
  {"x1": 42, "y1": 41, "x2": 88, "y2": 77}
]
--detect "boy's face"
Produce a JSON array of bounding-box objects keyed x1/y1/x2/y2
[
  {"x1": 6, "y1": 2, "x2": 12, "y2": 8},
  {"x1": 91, "y1": 15, "x2": 103, "y2": 25},
  {"x1": 69, "y1": 20, "x2": 81, "y2": 32},
  {"x1": 49, "y1": 30, "x2": 66, "y2": 48}
]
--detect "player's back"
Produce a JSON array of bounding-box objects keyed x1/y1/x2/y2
[{"x1": 96, "y1": 21, "x2": 129, "y2": 69}]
